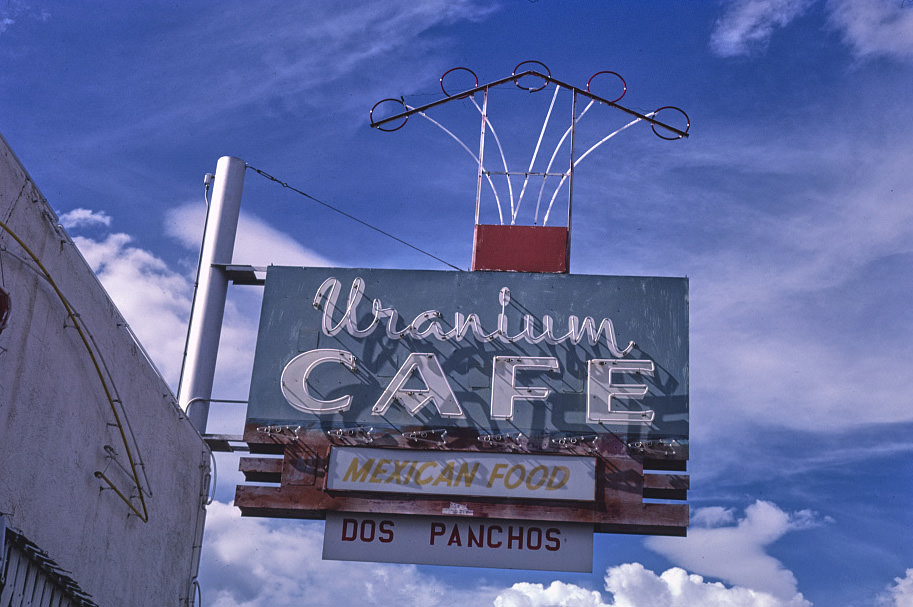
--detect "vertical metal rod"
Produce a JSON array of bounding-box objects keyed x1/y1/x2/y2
[
  {"x1": 567, "y1": 91, "x2": 577, "y2": 270},
  {"x1": 474, "y1": 88, "x2": 489, "y2": 226},
  {"x1": 178, "y1": 156, "x2": 245, "y2": 433}
]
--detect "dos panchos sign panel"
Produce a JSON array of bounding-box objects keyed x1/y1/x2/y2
[{"x1": 236, "y1": 267, "x2": 689, "y2": 568}]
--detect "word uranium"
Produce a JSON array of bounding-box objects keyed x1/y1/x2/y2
[{"x1": 313, "y1": 277, "x2": 635, "y2": 357}]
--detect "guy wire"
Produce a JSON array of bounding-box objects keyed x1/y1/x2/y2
[{"x1": 245, "y1": 164, "x2": 463, "y2": 272}]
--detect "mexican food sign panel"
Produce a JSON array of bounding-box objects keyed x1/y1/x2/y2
[{"x1": 236, "y1": 267, "x2": 689, "y2": 539}]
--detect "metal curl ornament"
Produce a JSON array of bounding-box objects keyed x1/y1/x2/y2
[
  {"x1": 512, "y1": 60, "x2": 551, "y2": 92},
  {"x1": 586, "y1": 70, "x2": 627, "y2": 103},
  {"x1": 369, "y1": 98, "x2": 409, "y2": 132},
  {"x1": 440, "y1": 67, "x2": 479, "y2": 98},
  {"x1": 650, "y1": 106, "x2": 690, "y2": 140}
]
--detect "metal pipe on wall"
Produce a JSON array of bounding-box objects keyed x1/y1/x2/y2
[{"x1": 178, "y1": 156, "x2": 245, "y2": 433}]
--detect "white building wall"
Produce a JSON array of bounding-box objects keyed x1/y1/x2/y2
[{"x1": 0, "y1": 132, "x2": 210, "y2": 607}]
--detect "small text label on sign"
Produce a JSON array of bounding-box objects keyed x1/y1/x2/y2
[{"x1": 323, "y1": 512, "x2": 594, "y2": 572}]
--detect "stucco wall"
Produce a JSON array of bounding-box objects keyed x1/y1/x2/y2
[{"x1": 0, "y1": 132, "x2": 210, "y2": 607}]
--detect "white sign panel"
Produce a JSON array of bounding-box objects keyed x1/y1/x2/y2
[
  {"x1": 323, "y1": 512, "x2": 594, "y2": 572},
  {"x1": 327, "y1": 447, "x2": 595, "y2": 501}
]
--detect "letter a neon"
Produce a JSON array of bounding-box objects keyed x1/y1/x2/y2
[{"x1": 372, "y1": 353, "x2": 464, "y2": 418}]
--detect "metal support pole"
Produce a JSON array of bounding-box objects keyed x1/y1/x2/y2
[
  {"x1": 567, "y1": 91, "x2": 577, "y2": 270},
  {"x1": 178, "y1": 156, "x2": 245, "y2": 433}
]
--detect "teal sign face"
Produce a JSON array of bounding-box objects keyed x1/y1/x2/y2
[{"x1": 247, "y1": 267, "x2": 687, "y2": 441}]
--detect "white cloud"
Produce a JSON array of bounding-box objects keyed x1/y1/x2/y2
[
  {"x1": 878, "y1": 569, "x2": 913, "y2": 607},
  {"x1": 165, "y1": 202, "x2": 335, "y2": 268},
  {"x1": 691, "y1": 506, "x2": 736, "y2": 528},
  {"x1": 664, "y1": 125, "x2": 913, "y2": 434},
  {"x1": 199, "y1": 500, "x2": 500, "y2": 607},
  {"x1": 74, "y1": 232, "x2": 193, "y2": 383},
  {"x1": 710, "y1": 0, "x2": 913, "y2": 61},
  {"x1": 494, "y1": 563, "x2": 807, "y2": 607},
  {"x1": 645, "y1": 501, "x2": 824, "y2": 603},
  {"x1": 59, "y1": 208, "x2": 112, "y2": 229},
  {"x1": 710, "y1": 0, "x2": 813, "y2": 57},
  {"x1": 71, "y1": 204, "x2": 315, "y2": 394},
  {"x1": 495, "y1": 580, "x2": 607, "y2": 607},
  {"x1": 70, "y1": 203, "x2": 336, "y2": 432},
  {"x1": 827, "y1": 0, "x2": 913, "y2": 60}
]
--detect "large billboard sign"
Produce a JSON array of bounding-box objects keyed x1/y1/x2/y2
[{"x1": 236, "y1": 267, "x2": 689, "y2": 548}]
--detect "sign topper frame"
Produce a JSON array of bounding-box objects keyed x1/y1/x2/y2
[
  {"x1": 370, "y1": 62, "x2": 690, "y2": 273},
  {"x1": 370, "y1": 61, "x2": 690, "y2": 232}
]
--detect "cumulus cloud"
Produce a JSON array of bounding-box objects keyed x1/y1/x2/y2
[
  {"x1": 494, "y1": 501, "x2": 828, "y2": 607},
  {"x1": 74, "y1": 232, "x2": 194, "y2": 383},
  {"x1": 827, "y1": 0, "x2": 913, "y2": 60},
  {"x1": 59, "y1": 208, "x2": 112, "y2": 229},
  {"x1": 199, "y1": 501, "x2": 499, "y2": 607},
  {"x1": 495, "y1": 563, "x2": 808, "y2": 607},
  {"x1": 70, "y1": 203, "x2": 338, "y2": 431},
  {"x1": 71, "y1": 202, "x2": 325, "y2": 392},
  {"x1": 710, "y1": 0, "x2": 813, "y2": 57},
  {"x1": 878, "y1": 569, "x2": 913, "y2": 607},
  {"x1": 645, "y1": 501, "x2": 826, "y2": 603}
]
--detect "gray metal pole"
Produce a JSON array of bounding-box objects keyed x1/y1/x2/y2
[{"x1": 178, "y1": 156, "x2": 245, "y2": 433}]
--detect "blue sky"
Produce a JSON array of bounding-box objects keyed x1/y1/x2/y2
[{"x1": 2, "y1": 1, "x2": 912, "y2": 606}]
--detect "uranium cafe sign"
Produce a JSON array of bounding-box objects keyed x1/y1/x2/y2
[{"x1": 240, "y1": 267, "x2": 689, "y2": 571}]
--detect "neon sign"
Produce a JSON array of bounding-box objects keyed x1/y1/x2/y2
[{"x1": 247, "y1": 267, "x2": 687, "y2": 439}]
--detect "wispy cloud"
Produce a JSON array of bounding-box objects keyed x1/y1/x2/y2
[
  {"x1": 710, "y1": 0, "x2": 913, "y2": 61},
  {"x1": 710, "y1": 0, "x2": 813, "y2": 57},
  {"x1": 0, "y1": 1, "x2": 49, "y2": 36},
  {"x1": 68, "y1": 0, "x2": 498, "y2": 149},
  {"x1": 601, "y1": 102, "x2": 913, "y2": 437},
  {"x1": 827, "y1": 0, "x2": 913, "y2": 60}
]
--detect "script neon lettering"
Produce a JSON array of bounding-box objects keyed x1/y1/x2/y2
[{"x1": 313, "y1": 277, "x2": 635, "y2": 356}]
